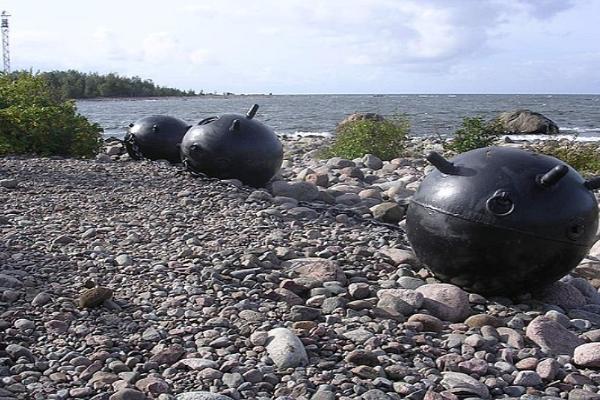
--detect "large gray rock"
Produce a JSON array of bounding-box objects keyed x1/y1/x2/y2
[
  {"x1": 525, "y1": 315, "x2": 584, "y2": 355},
  {"x1": 497, "y1": 109, "x2": 559, "y2": 134},
  {"x1": 416, "y1": 283, "x2": 470, "y2": 322},
  {"x1": 266, "y1": 327, "x2": 308, "y2": 369}
]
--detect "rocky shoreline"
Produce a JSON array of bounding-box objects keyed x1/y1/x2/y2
[{"x1": 3, "y1": 137, "x2": 600, "y2": 400}]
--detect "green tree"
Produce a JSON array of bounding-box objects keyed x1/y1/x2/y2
[{"x1": 0, "y1": 72, "x2": 102, "y2": 157}]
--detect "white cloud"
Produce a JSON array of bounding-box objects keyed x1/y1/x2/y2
[{"x1": 142, "y1": 32, "x2": 182, "y2": 64}]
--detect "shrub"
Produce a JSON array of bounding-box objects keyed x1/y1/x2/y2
[
  {"x1": 324, "y1": 116, "x2": 410, "y2": 160},
  {"x1": 0, "y1": 72, "x2": 102, "y2": 157},
  {"x1": 532, "y1": 140, "x2": 600, "y2": 176},
  {"x1": 445, "y1": 117, "x2": 505, "y2": 154}
]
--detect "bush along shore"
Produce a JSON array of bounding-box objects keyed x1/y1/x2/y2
[{"x1": 4, "y1": 134, "x2": 600, "y2": 400}]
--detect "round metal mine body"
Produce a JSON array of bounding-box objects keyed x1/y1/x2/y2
[
  {"x1": 180, "y1": 104, "x2": 283, "y2": 187},
  {"x1": 124, "y1": 115, "x2": 190, "y2": 163},
  {"x1": 406, "y1": 146, "x2": 599, "y2": 296}
]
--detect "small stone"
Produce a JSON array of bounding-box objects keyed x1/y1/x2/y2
[
  {"x1": 440, "y1": 372, "x2": 490, "y2": 399},
  {"x1": 513, "y1": 370, "x2": 542, "y2": 387},
  {"x1": 266, "y1": 327, "x2": 308, "y2": 369},
  {"x1": 52, "y1": 234, "x2": 76, "y2": 245},
  {"x1": 283, "y1": 257, "x2": 347, "y2": 285},
  {"x1": 348, "y1": 282, "x2": 371, "y2": 299},
  {"x1": 397, "y1": 276, "x2": 425, "y2": 289},
  {"x1": 135, "y1": 376, "x2": 169, "y2": 395},
  {"x1": 574, "y1": 343, "x2": 600, "y2": 367},
  {"x1": 31, "y1": 292, "x2": 51, "y2": 306},
  {"x1": 377, "y1": 288, "x2": 423, "y2": 316},
  {"x1": 176, "y1": 358, "x2": 218, "y2": 371},
  {"x1": 45, "y1": 320, "x2": 69, "y2": 333},
  {"x1": 79, "y1": 287, "x2": 113, "y2": 308},
  {"x1": 249, "y1": 331, "x2": 268, "y2": 346},
  {"x1": 370, "y1": 202, "x2": 405, "y2": 223},
  {"x1": 496, "y1": 327, "x2": 525, "y2": 349},
  {"x1": 142, "y1": 327, "x2": 162, "y2": 341},
  {"x1": 525, "y1": 315, "x2": 584, "y2": 355},
  {"x1": 458, "y1": 358, "x2": 488, "y2": 376},
  {"x1": 150, "y1": 344, "x2": 185, "y2": 366},
  {"x1": 345, "y1": 350, "x2": 379, "y2": 366},
  {"x1": 515, "y1": 357, "x2": 538, "y2": 370},
  {"x1": 14, "y1": 318, "x2": 35, "y2": 330},
  {"x1": 0, "y1": 178, "x2": 18, "y2": 188},
  {"x1": 70, "y1": 387, "x2": 94, "y2": 398},
  {"x1": 465, "y1": 314, "x2": 503, "y2": 328},
  {"x1": 0, "y1": 273, "x2": 22, "y2": 288},
  {"x1": 115, "y1": 254, "x2": 133, "y2": 266},
  {"x1": 536, "y1": 358, "x2": 559, "y2": 381},
  {"x1": 175, "y1": 392, "x2": 233, "y2": 400},
  {"x1": 379, "y1": 248, "x2": 418, "y2": 266},
  {"x1": 272, "y1": 181, "x2": 319, "y2": 201},
  {"x1": 222, "y1": 372, "x2": 244, "y2": 388},
  {"x1": 109, "y1": 388, "x2": 147, "y2": 400},
  {"x1": 351, "y1": 365, "x2": 379, "y2": 379},
  {"x1": 289, "y1": 305, "x2": 321, "y2": 321},
  {"x1": 407, "y1": 314, "x2": 444, "y2": 332},
  {"x1": 6, "y1": 344, "x2": 34, "y2": 361},
  {"x1": 198, "y1": 368, "x2": 223, "y2": 380},
  {"x1": 567, "y1": 389, "x2": 600, "y2": 400},
  {"x1": 342, "y1": 328, "x2": 374, "y2": 343},
  {"x1": 539, "y1": 281, "x2": 587, "y2": 310},
  {"x1": 416, "y1": 283, "x2": 471, "y2": 322}
]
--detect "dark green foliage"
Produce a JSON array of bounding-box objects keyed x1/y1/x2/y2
[
  {"x1": 533, "y1": 141, "x2": 600, "y2": 176},
  {"x1": 324, "y1": 116, "x2": 410, "y2": 160},
  {"x1": 445, "y1": 117, "x2": 505, "y2": 153},
  {"x1": 0, "y1": 72, "x2": 102, "y2": 157},
  {"x1": 7, "y1": 70, "x2": 198, "y2": 99}
]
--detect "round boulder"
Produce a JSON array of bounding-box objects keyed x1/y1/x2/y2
[{"x1": 497, "y1": 109, "x2": 559, "y2": 135}]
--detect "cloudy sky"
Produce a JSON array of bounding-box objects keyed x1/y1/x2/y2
[{"x1": 2, "y1": 0, "x2": 599, "y2": 94}]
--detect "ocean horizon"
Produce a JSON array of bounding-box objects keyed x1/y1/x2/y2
[{"x1": 76, "y1": 93, "x2": 600, "y2": 141}]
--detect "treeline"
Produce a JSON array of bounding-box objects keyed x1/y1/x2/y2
[{"x1": 7, "y1": 70, "x2": 199, "y2": 99}]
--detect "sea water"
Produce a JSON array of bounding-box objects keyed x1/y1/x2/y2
[{"x1": 76, "y1": 94, "x2": 600, "y2": 141}]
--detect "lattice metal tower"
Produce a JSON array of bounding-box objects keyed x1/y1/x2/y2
[{"x1": 1, "y1": 11, "x2": 10, "y2": 73}]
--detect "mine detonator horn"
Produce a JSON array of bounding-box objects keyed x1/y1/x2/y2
[
  {"x1": 537, "y1": 164, "x2": 568, "y2": 188},
  {"x1": 229, "y1": 119, "x2": 241, "y2": 132},
  {"x1": 585, "y1": 177, "x2": 600, "y2": 191},
  {"x1": 426, "y1": 151, "x2": 457, "y2": 175},
  {"x1": 246, "y1": 104, "x2": 259, "y2": 119}
]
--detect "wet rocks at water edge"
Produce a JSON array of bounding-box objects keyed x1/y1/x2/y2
[{"x1": 4, "y1": 135, "x2": 600, "y2": 399}]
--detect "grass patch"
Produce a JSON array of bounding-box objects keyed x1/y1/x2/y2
[
  {"x1": 532, "y1": 140, "x2": 600, "y2": 176},
  {"x1": 445, "y1": 116, "x2": 504, "y2": 154}
]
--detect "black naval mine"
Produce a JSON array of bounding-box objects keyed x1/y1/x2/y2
[
  {"x1": 406, "y1": 146, "x2": 600, "y2": 296},
  {"x1": 180, "y1": 104, "x2": 283, "y2": 187},
  {"x1": 124, "y1": 115, "x2": 190, "y2": 163}
]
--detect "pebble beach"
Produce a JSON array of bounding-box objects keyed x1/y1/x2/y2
[{"x1": 4, "y1": 137, "x2": 600, "y2": 400}]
